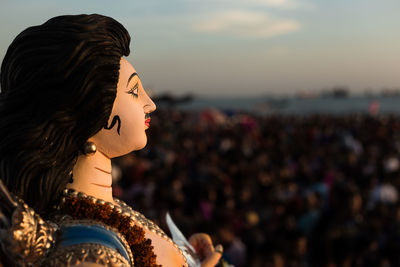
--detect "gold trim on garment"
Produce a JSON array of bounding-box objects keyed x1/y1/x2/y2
[
  {"x1": 2, "y1": 197, "x2": 57, "y2": 266},
  {"x1": 43, "y1": 243, "x2": 131, "y2": 267},
  {"x1": 54, "y1": 217, "x2": 135, "y2": 266}
]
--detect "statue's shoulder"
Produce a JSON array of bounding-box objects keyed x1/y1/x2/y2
[
  {"x1": 44, "y1": 219, "x2": 132, "y2": 267},
  {"x1": 0, "y1": 182, "x2": 132, "y2": 267},
  {"x1": 0, "y1": 181, "x2": 57, "y2": 266}
]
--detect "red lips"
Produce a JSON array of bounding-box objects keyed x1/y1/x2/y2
[{"x1": 145, "y1": 118, "x2": 151, "y2": 127}]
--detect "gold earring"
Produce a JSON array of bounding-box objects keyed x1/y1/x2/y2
[{"x1": 83, "y1": 141, "x2": 97, "y2": 155}]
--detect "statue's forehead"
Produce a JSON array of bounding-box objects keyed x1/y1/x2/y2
[{"x1": 117, "y1": 58, "x2": 138, "y2": 89}]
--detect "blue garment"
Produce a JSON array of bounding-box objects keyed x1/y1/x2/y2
[{"x1": 59, "y1": 223, "x2": 131, "y2": 265}]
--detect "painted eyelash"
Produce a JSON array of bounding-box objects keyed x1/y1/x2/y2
[{"x1": 127, "y1": 83, "x2": 139, "y2": 97}]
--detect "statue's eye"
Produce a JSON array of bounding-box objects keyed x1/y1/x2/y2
[{"x1": 127, "y1": 83, "x2": 139, "y2": 97}]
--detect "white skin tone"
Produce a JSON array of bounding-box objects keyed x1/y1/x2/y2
[{"x1": 69, "y1": 58, "x2": 221, "y2": 267}]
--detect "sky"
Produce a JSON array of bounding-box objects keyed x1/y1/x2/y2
[{"x1": 0, "y1": 0, "x2": 399, "y2": 97}]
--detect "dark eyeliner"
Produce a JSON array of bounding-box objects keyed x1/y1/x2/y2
[{"x1": 127, "y1": 83, "x2": 139, "y2": 97}]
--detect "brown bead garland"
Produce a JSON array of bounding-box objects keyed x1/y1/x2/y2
[{"x1": 58, "y1": 190, "x2": 161, "y2": 267}]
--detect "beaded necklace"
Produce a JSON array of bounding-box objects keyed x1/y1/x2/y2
[{"x1": 59, "y1": 189, "x2": 188, "y2": 267}]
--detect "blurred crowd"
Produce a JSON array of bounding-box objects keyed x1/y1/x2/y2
[{"x1": 112, "y1": 108, "x2": 400, "y2": 267}]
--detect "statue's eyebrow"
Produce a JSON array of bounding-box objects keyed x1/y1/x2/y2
[{"x1": 126, "y1": 72, "x2": 138, "y2": 86}]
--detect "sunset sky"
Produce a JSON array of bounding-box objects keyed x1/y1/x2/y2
[{"x1": 0, "y1": 0, "x2": 399, "y2": 96}]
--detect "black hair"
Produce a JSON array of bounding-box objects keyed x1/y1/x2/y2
[{"x1": 0, "y1": 14, "x2": 130, "y2": 217}]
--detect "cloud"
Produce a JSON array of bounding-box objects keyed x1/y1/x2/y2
[
  {"x1": 191, "y1": 0, "x2": 305, "y2": 9},
  {"x1": 252, "y1": 0, "x2": 315, "y2": 10},
  {"x1": 193, "y1": 10, "x2": 301, "y2": 38},
  {"x1": 251, "y1": 0, "x2": 299, "y2": 9}
]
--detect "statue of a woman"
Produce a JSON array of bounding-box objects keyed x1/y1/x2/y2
[{"x1": 0, "y1": 14, "x2": 222, "y2": 267}]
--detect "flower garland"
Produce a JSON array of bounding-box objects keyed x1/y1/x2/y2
[{"x1": 59, "y1": 193, "x2": 161, "y2": 267}]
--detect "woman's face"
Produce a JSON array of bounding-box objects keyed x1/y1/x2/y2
[{"x1": 90, "y1": 58, "x2": 156, "y2": 158}]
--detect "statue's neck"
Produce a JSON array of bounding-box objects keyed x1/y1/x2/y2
[{"x1": 66, "y1": 150, "x2": 115, "y2": 204}]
